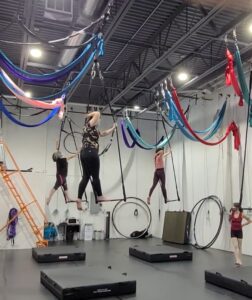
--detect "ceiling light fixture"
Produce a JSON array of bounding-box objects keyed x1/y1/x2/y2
[
  {"x1": 249, "y1": 23, "x2": 252, "y2": 33},
  {"x1": 134, "y1": 105, "x2": 140, "y2": 110},
  {"x1": 30, "y1": 48, "x2": 42, "y2": 58},
  {"x1": 178, "y1": 72, "x2": 189, "y2": 81},
  {"x1": 24, "y1": 91, "x2": 32, "y2": 97}
]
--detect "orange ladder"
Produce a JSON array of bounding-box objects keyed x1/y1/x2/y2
[{"x1": 0, "y1": 142, "x2": 48, "y2": 247}]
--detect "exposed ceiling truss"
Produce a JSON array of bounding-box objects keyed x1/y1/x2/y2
[{"x1": 0, "y1": 0, "x2": 252, "y2": 114}]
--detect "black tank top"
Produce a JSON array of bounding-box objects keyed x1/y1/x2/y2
[{"x1": 56, "y1": 158, "x2": 68, "y2": 176}]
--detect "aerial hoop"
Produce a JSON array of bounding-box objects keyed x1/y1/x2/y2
[
  {"x1": 191, "y1": 195, "x2": 224, "y2": 250},
  {"x1": 63, "y1": 131, "x2": 82, "y2": 154},
  {"x1": 111, "y1": 197, "x2": 152, "y2": 239}
]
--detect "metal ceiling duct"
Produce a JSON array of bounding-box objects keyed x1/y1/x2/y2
[{"x1": 58, "y1": 0, "x2": 110, "y2": 67}]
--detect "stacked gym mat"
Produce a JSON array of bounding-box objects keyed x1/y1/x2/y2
[
  {"x1": 41, "y1": 266, "x2": 136, "y2": 300},
  {"x1": 129, "y1": 244, "x2": 192, "y2": 262},
  {"x1": 32, "y1": 245, "x2": 86, "y2": 263},
  {"x1": 205, "y1": 266, "x2": 252, "y2": 298}
]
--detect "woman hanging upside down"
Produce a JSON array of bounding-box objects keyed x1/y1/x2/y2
[
  {"x1": 147, "y1": 147, "x2": 170, "y2": 205},
  {"x1": 46, "y1": 150, "x2": 78, "y2": 205},
  {"x1": 229, "y1": 203, "x2": 252, "y2": 266},
  {"x1": 76, "y1": 111, "x2": 116, "y2": 210}
]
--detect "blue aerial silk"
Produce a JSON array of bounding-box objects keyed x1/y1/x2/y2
[
  {"x1": 0, "y1": 100, "x2": 60, "y2": 127},
  {"x1": 234, "y1": 48, "x2": 250, "y2": 104},
  {"x1": 120, "y1": 120, "x2": 144, "y2": 149},
  {"x1": 0, "y1": 37, "x2": 95, "y2": 83},
  {"x1": 124, "y1": 116, "x2": 176, "y2": 149},
  {"x1": 165, "y1": 90, "x2": 226, "y2": 134},
  {"x1": 0, "y1": 39, "x2": 104, "y2": 101},
  {"x1": 163, "y1": 90, "x2": 227, "y2": 141},
  {"x1": 120, "y1": 119, "x2": 165, "y2": 150}
]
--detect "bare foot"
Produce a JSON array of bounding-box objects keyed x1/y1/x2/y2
[
  {"x1": 76, "y1": 200, "x2": 83, "y2": 211},
  {"x1": 97, "y1": 195, "x2": 108, "y2": 202},
  {"x1": 147, "y1": 197, "x2": 151, "y2": 205}
]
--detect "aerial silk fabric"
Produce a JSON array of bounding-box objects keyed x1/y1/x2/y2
[
  {"x1": 123, "y1": 116, "x2": 176, "y2": 149},
  {"x1": 0, "y1": 38, "x2": 94, "y2": 83},
  {"x1": 0, "y1": 38, "x2": 104, "y2": 127},
  {"x1": 32, "y1": 43, "x2": 101, "y2": 101},
  {"x1": 0, "y1": 100, "x2": 60, "y2": 127},
  {"x1": 0, "y1": 67, "x2": 64, "y2": 119},
  {"x1": 233, "y1": 45, "x2": 252, "y2": 126},
  {"x1": 164, "y1": 90, "x2": 226, "y2": 139},
  {"x1": 0, "y1": 68, "x2": 64, "y2": 110},
  {"x1": 120, "y1": 120, "x2": 165, "y2": 149},
  {"x1": 225, "y1": 48, "x2": 243, "y2": 106},
  {"x1": 0, "y1": 39, "x2": 103, "y2": 101},
  {"x1": 120, "y1": 120, "x2": 144, "y2": 149},
  {"x1": 169, "y1": 88, "x2": 240, "y2": 150},
  {"x1": 234, "y1": 47, "x2": 250, "y2": 105}
]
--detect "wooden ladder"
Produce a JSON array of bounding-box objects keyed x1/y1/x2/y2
[{"x1": 0, "y1": 142, "x2": 48, "y2": 247}]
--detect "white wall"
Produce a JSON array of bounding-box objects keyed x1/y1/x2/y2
[
  {"x1": 0, "y1": 106, "x2": 162, "y2": 249},
  {"x1": 2, "y1": 76, "x2": 252, "y2": 255},
  {"x1": 153, "y1": 78, "x2": 252, "y2": 257}
]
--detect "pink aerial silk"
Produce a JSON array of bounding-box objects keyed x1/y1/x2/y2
[{"x1": 0, "y1": 68, "x2": 64, "y2": 118}]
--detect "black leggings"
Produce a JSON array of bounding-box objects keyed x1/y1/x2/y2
[
  {"x1": 148, "y1": 168, "x2": 167, "y2": 201},
  {"x1": 78, "y1": 148, "x2": 102, "y2": 199}
]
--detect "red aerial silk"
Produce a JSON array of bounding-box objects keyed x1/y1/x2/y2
[
  {"x1": 225, "y1": 48, "x2": 243, "y2": 106},
  {"x1": 171, "y1": 89, "x2": 240, "y2": 150}
]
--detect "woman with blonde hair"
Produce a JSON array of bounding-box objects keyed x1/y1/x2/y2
[{"x1": 77, "y1": 111, "x2": 116, "y2": 210}]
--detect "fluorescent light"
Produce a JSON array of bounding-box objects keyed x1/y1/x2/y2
[
  {"x1": 30, "y1": 48, "x2": 42, "y2": 58},
  {"x1": 178, "y1": 72, "x2": 189, "y2": 81},
  {"x1": 134, "y1": 105, "x2": 140, "y2": 110},
  {"x1": 249, "y1": 23, "x2": 252, "y2": 33},
  {"x1": 24, "y1": 91, "x2": 32, "y2": 97}
]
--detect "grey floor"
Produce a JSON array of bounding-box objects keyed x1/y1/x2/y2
[{"x1": 0, "y1": 238, "x2": 251, "y2": 300}]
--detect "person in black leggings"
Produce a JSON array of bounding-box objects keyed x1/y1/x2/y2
[
  {"x1": 77, "y1": 111, "x2": 116, "y2": 210},
  {"x1": 147, "y1": 147, "x2": 170, "y2": 205}
]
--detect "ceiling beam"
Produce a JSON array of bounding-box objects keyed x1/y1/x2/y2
[
  {"x1": 104, "y1": 0, "x2": 165, "y2": 72},
  {"x1": 104, "y1": 0, "x2": 135, "y2": 42},
  {"x1": 19, "y1": 0, "x2": 35, "y2": 76},
  {"x1": 181, "y1": 44, "x2": 252, "y2": 91},
  {"x1": 64, "y1": 0, "x2": 135, "y2": 103},
  {"x1": 102, "y1": 1, "x2": 226, "y2": 112},
  {"x1": 118, "y1": 9, "x2": 252, "y2": 116}
]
